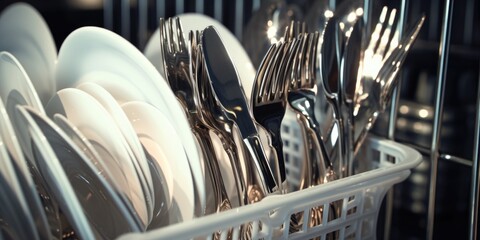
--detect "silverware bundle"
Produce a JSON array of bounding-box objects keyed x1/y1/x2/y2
[
  {"x1": 0, "y1": 2, "x2": 425, "y2": 239},
  {"x1": 159, "y1": 4, "x2": 424, "y2": 235}
]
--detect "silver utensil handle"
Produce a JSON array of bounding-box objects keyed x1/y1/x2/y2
[
  {"x1": 243, "y1": 135, "x2": 279, "y2": 194},
  {"x1": 192, "y1": 127, "x2": 232, "y2": 214},
  {"x1": 297, "y1": 114, "x2": 335, "y2": 186}
]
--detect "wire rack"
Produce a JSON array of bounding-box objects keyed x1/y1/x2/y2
[{"x1": 1, "y1": 0, "x2": 478, "y2": 239}]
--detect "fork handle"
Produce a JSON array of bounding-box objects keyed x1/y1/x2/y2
[
  {"x1": 192, "y1": 126, "x2": 233, "y2": 214},
  {"x1": 265, "y1": 124, "x2": 287, "y2": 190},
  {"x1": 297, "y1": 115, "x2": 336, "y2": 186},
  {"x1": 243, "y1": 135, "x2": 279, "y2": 194}
]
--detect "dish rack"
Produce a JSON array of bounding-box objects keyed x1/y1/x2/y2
[
  {"x1": 1, "y1": 0, "x2": 477, "y2": 239},
  {"x1": 118, "y1": 134, "x2": 421, "y2": 240}
]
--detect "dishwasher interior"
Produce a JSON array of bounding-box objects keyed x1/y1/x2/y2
[{"x1": 0, "y1": 0, "x2": 479, "y2": 239}]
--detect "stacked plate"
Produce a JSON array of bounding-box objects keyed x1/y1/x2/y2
[{"x1": 0, "y1": 3, "x2": 258, "y2": 239}]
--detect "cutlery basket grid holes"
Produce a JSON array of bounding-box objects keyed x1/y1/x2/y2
[
  {"x1": 281, "y1": 110, "x2": 310, "y2": 191},
  {"x1": 113, "y1": 136, "x2": 417, "y2": 239}
]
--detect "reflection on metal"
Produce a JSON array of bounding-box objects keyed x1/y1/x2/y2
[
  {"x1": 427, "y1": 0, "x2": 454, "y2": 239},
  {"x1": 385, "y1": 0, "x2": 408, "y2": 237},
  {"x1": 469, "y1": 60, "x2": 480, "y2": 240}
]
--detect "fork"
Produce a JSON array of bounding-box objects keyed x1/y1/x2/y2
[
  {"x1": 287, "y1": 32, "x2": 335, "y2": 187},
  {"x1": 352, "y1": 11, "x2": 425, "y2": 153},
  {"x1": 250, "y1": 31, "x2": 300, "y2": 193},
  {"x1": 159, "y1": 17, "x2": 234, "y2": 215},
  {"x1": 188, "y1": 30, "x2": 249, "y2": 209},
  {"x1": 285, "y1": 31, "x2": 339, "y2": 231}
]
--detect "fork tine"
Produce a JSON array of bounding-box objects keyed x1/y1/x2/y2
[
  {"x1": 377, "y1": 15, "x2": 425, "y2": 84},
  {"x1": 304, "y1": 32, "x2": 319, "y2": 86},
  {"x1": 265, "y1": 42, "x2": 290, "y2": 101},
  {"x1": 159, "y1": 18, "x2": 168, "y2": 52},
  {"x1": 284, "y1": 21, "x2": 307, "y2": 42},
  {"x1": 167, "y1": 18, "x2": 176, "y2": 53},
  {"x1": 162, "y1": 17, "x2": 171, "y2": 53},
  {"x1": 283, "y1": 22, "x2": 293, "y2": 42},
  {"x1": 270, "y1": 39, "x2": 296, "y2": 100},
  {"x1": 288, "y1": 35, "x2": 302, "y2": 90},
  {"x1": 173, "y1": 17, "x2": 187, "y2": 53},
  {"x1": 276, "y1": 38, "x2": 301, "y2": 100},
  {"x1": 188, "y1": 31, "x2": 197, "y2": 71},
  {"x1": 294, "y1": 33, "x2": 310, "y2": 89},
  {"x1": 375, "y1": 8, "x2": 397, "y2": 59},
  {"x1": 261, "y1": 46, "x2": 279, "y2": 102},
  {"x1": 252, "y1": 43, "x2": 278, "y2": 104}
]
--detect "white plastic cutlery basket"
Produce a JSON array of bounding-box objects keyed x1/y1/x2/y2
[{"x1": 118, "y1": 135, "x2": 422, "y2": 240}]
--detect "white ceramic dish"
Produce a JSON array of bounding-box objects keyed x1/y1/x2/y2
[
  {"x1": 0, "y1": 158, "x2": 39, "y2": 240},
  {"x1": 0, "y1": 2, "x2": 57, "y2": 106},
  {"x1": 55, "y1": 26, "x2": 205, "y2": 213},
  {"x1": 52, "y1": 113, "x2": 145, "y2": 230},
  {"x1": 0, "y1": 51, "x2": 45, "y2": 114},
  {"x1": 122, "y1": 101, "x2": 194, "y2": 224},
  {"x1": 144, "y1": 13, "x2": 256, "y2": 103},
  {"x1": 52, "y1": 114, "x2": 117, "y2": 189},
  {"x1": 0, "y1": 54, "x2": 62, "y2": 237},
  {"x1": 45, "y1": 88, "x2": 150, "y2": 229},
  {"x1": 0, "y1": 97, "x2": 51, "y2": 239},
  {"x1": 0, "y1": 51, "x2": 46, "y2": 169},
  {"x1": 0, "y1": 128, "x2": 38, "y2": 239},
  {"x1": 0, "y1": 100, "x2": 30, "y2": 213},
  {"x1": 13, "y1": 105, "x2": 95, "y2": 240},
  {"x1": 77, "y1": 82, "x2": 154, "y2": 214},
  {"x1": 22, "y1": 105, "x2": 143, "y2": 238}
]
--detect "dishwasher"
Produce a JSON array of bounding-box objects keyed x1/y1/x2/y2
[{"x1": 0, "y1": 0, "x2": 478, "y2": 239}]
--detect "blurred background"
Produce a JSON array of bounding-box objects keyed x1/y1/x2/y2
[{"x1": 0, "y1": 0, "x2": 478, "y2": 239}]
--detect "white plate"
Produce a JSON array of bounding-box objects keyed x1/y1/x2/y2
[
  {"x1": 144, "y1": 13, "x2": 256, "y2": 103},
  {"x1": 52, "y1": 114, "x2": 119, "y2": 189},
  {"x1": 74, "y1": 71, "x2": 148, "y2": 106},
  {"x1": 13, "y1": 105, "x2": 95, "y2": 239},
  {"x1": 0, "y1": 157, "x2": 38, "y2": 240},
  {"x1": 122, "y1": 101, "x2": 193, "y2": 224},
  {"x1": 0, "y1": 51, "x2": 45, "y2": 169},
  {"x1": 45, "y1": 88, "x2": 150, "y2": 229},
  {"x1": 55, "y1": 26, "x2": 205, "y2": 213},
  {"x1": 0, "y1": 53, "x2": 62, "y2": 237},
  {"x1": 0, "y1": 97, "x2": 51, "y2": 239},
  {"x1": 77, "y1": 82, "x2": 154, "y2": 216},
  {"x1": 0, "y1": 2, "x2": 57, "y2": 106},
  {"x1": 21, "y1": 105, "x2": 143, "y2": 238},
  {"x1": 0, "y1": 124, "x2": 38, "y2": 239},
  {"x1": 51, "y1": 113, "x2": 145, "y2": 229},
  {"x1": 0, "y1": 99, "x2": 30, "y2": 215},
  {"x1": 0, "y1": 51, "x2": 45, "y2": 114}
]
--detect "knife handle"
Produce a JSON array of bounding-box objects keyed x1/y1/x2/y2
[{"x1": 243, "y1": 135, "x2": 279, "y2": 194}]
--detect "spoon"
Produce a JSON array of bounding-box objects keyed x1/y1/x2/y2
[{"x1": 243, "y1": 0, "x2": 302, "y2": 68}]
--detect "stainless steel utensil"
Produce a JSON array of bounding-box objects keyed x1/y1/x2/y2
[
  {"x1": 353, "y1": 13, "x2": 425, "y2": 153},
  {"x1": 304, "y1": 0, "x2": 333, "y2": 34},
  {"x1": 192, "y1": 32, "x2": 249, "y2": 208},
  {"x1": 317, "y1": 2, "x2": 364, "y2": 178},
  {"x1": 159, "y1": 17, "x2": 234, "y2": 215},
  {"x1": 250, "y1": 33, "x2": 300, "y2": 193},
  {"x1": 242, "y1": 0, "x2": 302, "y2": 68},
  {"x1": 201, "y1": 26, "x2": 279, "y2": 198},
  {"x1": 287, "y1": 32, "x2": 335, "y2": 187}
]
